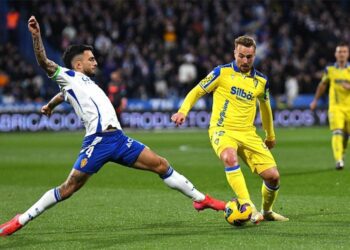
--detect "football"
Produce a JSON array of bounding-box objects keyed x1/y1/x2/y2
[{"x1": 224, "y1": 199, "x2": 252, "y2": 226}]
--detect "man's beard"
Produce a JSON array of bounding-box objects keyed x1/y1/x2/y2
[
  {"x1": 84, "y1": 70, "x2": 96, "y2": 77},
  {"x1": 240, "y1": 65, "x2": 251, "y2": 73}
]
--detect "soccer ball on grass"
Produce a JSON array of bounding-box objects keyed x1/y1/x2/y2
[{"x1": 224, "y1": 198, "x2": 252, "y2": 226}]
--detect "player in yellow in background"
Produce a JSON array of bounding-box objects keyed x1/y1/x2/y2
[
  {"x1": 172, "y1": 35, "x2": 288, "y2": 223},
  {"x1": 310, "y1": 43, "x2": 350, "y2": 170}
]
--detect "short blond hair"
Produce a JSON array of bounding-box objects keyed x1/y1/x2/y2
[{"x1": 234, "y1": 35, "x2": 256, "y2": 50}]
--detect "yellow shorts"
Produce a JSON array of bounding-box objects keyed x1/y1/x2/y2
[
  {"x1": 209, "y1": 128, "x2": 277, "y2": 174},
  {"x1": 328, "y1": 108, "x2": 350, "y2": 132}
]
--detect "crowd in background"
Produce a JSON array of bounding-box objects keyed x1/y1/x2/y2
[
  {"x1": 0, "y1": 43, "x2": 44, "y2": 104},
  {"x1": 1, "y1": 0, "x2": 350, "y2": 108}
]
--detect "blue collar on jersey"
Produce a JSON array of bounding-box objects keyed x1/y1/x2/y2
[
  {"x1": 231, "y1": 61, "x2": 256, "y2": 77},
  {"x1": 334, "y1": 62, "x2": 350, "y2": 68}
]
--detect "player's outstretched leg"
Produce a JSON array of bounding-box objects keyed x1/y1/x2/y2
[
  {"x1": 0, "y1": 215, "x2": 22, "y2": 236},
  {"x1": 259, "y1": 167, "x2": 289, "y2": 222},
  {"x1": 192, "y1": 194, "x2": 226, "y2": 211},
  {"x1": 132, "y1": 147, "x2": 226, "y2": 211},
  {"x1": 0, "y1": 187, "x2": 62, "y2": 237},
  {"x1": 0, "y1": 169, "x2": 89, "y2": 236}
]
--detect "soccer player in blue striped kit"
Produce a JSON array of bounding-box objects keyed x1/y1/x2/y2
[{"x1": 0, "y1": 16, "x2": 225, "y2": 236}]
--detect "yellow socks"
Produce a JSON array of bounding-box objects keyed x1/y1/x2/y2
[
  {"x1": 225, "y1": 165, "x2": 252, "y2": 205},
  {"x1": 332, "y1": 130, "x2": 344, "y2": 162},
  {"x1": 261, "y1": 181, "x2": 279, "y2": 212},
  {"x1": 343, "y1": 133, "x2": 348, "y2": 152}
]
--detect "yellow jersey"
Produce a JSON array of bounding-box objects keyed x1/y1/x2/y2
[
  {"x1": 179, "y1": 61, "x2": 274, "y2": 138},
  {"x1": 323, "y1": 63, "x2": 350, "y2": 110}
]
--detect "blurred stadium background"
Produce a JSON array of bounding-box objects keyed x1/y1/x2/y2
[{"x1": 1, "y1": 0, "x2": 349, "y2": 132}]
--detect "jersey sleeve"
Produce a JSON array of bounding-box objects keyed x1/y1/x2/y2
[
  {"x1": 258, "y1": 79, "x2": 270, "y2": 101},
  {"x1": 257, "y1": 78, "x2": 275, "y2": 139},
  {"x1": 321, "y1": 66, "x2": 330, "y2": 83},
  {"x1": 259, "y1": 98, "x2": 275, "y2": 140},
  {"x1": 49, "y1": 66, "x2": 75, "y2": 87},
  {"x1": 178, "y1": 85, "x2": 207, "y2": 116},
  {"x1": 198, "y1": 66, "x2": 221, "y2": 93}
]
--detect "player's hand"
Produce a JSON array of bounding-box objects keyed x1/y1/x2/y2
[
  {"x1": 171, "y1": 112, "x2": 186, "y2": 127},
  {"x1": 41, "y1": 104, "x2": 52, "y2": 117},
  {"x1": 264, "y1": 139, "x2": 276, "y2": 149},
  {"x1": 28, "y1": 16, "x2": 40, "y2": 36},
  {"x1": 309, "y1": 100, "x2": 317, "y2": 111}
]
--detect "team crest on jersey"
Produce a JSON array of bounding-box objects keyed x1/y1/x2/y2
[
  {"x1": 253, "y1": 78, "x2": 258, "y2": 88},
  {"x1": 80, "y1": 158, "x2": 88, "y2": 168}
]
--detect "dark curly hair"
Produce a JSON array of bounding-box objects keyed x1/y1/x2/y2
[{"x1": 62, "y1": 44, "x2": 94, "y2": 69}]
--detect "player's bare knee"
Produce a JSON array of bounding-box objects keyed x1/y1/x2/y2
[
  {"x1": 156, "y1": 157, "x2": 169, "y2": 174},
  {"x1": 265, "y1": 170, "x2": 280, "y2": 186},
  {"x1": 268, "y1": 175, "x2": 280, "y2": 186},
  {"x1": 220, "y1": 151, "x2": 238, "y2": 166},
  {"x1": 147, "y1": 156, "x2": 168, "y2": 174}
]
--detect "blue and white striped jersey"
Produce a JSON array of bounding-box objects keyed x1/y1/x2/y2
[{"x1": 51, "y1": 66, "x2": 122, "y2": 136}]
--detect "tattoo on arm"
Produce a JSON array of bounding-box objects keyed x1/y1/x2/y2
[
  {"x1": 48, "y1": 93, "x2": 64, "y2": 110},
  {"x1": 32, "y1": 35, "x2": 58, "y2": 76}
]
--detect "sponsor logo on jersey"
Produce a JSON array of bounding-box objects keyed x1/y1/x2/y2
[
  {"x1": 217, "y1": 100, "x2": 229, "y2": 127},
  {"x1": 335, "y1": 79, "x2": 350, "y2": 84},
  {"x1": 82, "y1": 76, "x2": 94, "y2": 84},
  {"x1": 230, "y1": 86, "x2": 254, "y2": 100},
  {"x1": 82, "y1": 76, "x2": 90, "y2": 82},
  {"x1": 80, "y1": 158, "x2": 88, "y2": 168},
  {"x1": 200, "y1": 73, "x2": 215, "y2": 87}
]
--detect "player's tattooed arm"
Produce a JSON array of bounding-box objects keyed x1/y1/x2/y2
[
  {"x1": 47, "y1": 92, "x2": 65, "y2": 110},
  {"x1": 28, "y1": 16, "x2": 58, "y2": 76},
  {"x1": 41, "y1": 93, "x2": 64, "y2": 117}
]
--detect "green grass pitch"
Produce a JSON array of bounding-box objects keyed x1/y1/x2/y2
[{"x1": 0, "y1": 127, "x2": 349, "y2": 249}]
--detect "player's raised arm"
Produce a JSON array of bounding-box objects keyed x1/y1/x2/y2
[{"x1": 28, "y1": 16, "x2": 58, "y2": 76}]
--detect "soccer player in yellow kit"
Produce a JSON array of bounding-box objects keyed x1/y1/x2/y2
[
  {"x1": 310, "y1": 43, "x2": 350, "y2": 170},
  {"x1": 172, "y1": 36, "x2": 288, "y2": 223}
]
